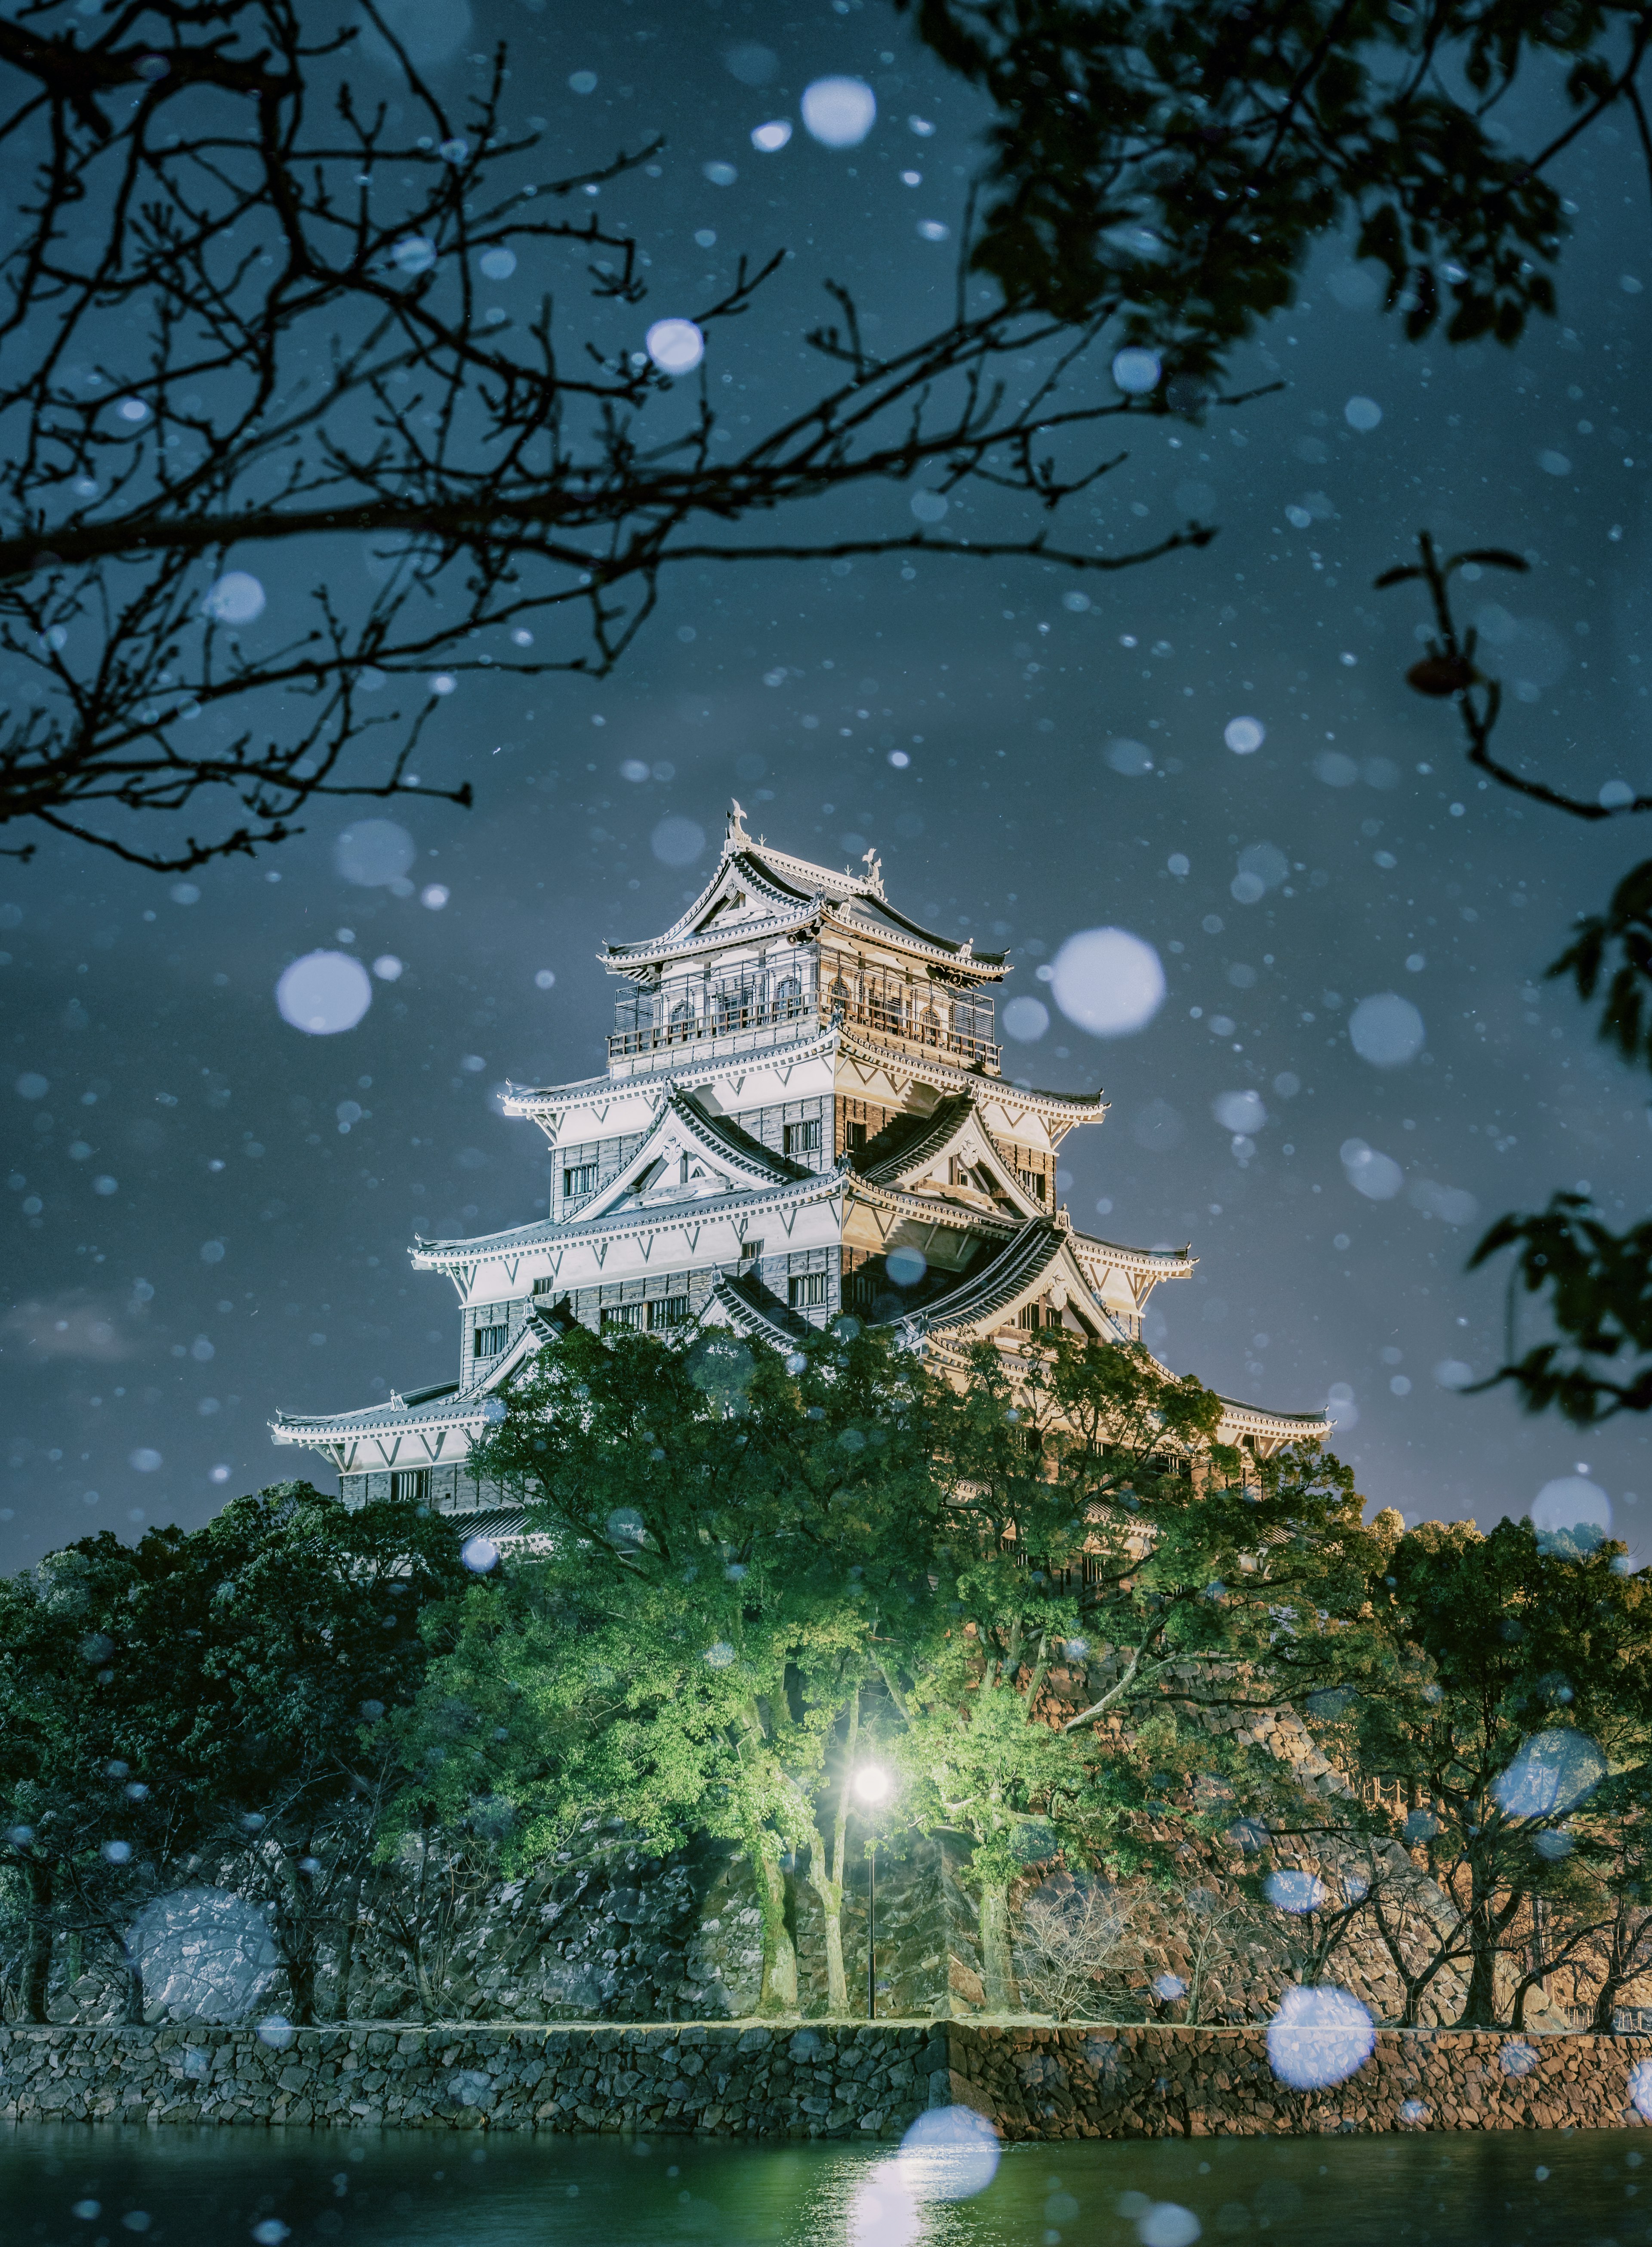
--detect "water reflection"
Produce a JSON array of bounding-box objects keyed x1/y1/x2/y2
[{"x1": 6, "y1": 2124, "x2": 1650, "y2": 2247}]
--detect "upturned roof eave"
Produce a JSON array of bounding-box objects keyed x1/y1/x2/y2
[
  {"x1": 499, "y1": 1023, "x2": 1107, "y2": 1124},
  {"x1": 409, "y1": 1168, "x2": 844, "y2": 1268},
  {"x1": 598, "y1": 898, "x2": 1009, "y2": 982}
]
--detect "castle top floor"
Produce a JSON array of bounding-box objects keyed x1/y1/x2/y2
[{"x1": 595, "y1": 803, "x2": 1010, "y2": 1080}]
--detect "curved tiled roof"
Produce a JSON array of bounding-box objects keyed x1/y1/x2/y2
[
  {"x1": 501, "y1": 1024, "x2": 842, "y2": 1114},
  {"x1": 917, "y1": 1222, "x2": 1106, "y2": 1340},
  {"x1": 709, "y1": 1269, "x2": 817, "y2": 1349},
  {"x1": 601, "y1": 813, "x2": 1006, "y2": 977},
  {"x1": 1068, "y1": 1231, "x2": 1196, "y2": 1281},
  {"x1": 439, "y1": 1506, "x2": 556, "y2": 1554},
  {"x1": 853, "y1": 1093, "x2": 977, "y2": 1185},
  {"x1": 411, "y1": 1169, "x2": 843, "y2": 1271},
  {"x1": 836, "y1": 1026, "x2": 1106, "y2": 1122}
]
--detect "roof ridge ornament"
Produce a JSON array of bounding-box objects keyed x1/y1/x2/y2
[
  {"x1": 726, "y1": 798, "x2": 751, "y2": 849},
  {"x1": 861, "y1": 843, "x2": 885, "y2": 896}
]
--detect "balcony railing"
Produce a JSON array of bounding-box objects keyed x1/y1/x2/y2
[
  {"x1": 608, "y1": 991, "x2": 1000, "y2": 1070},
  {"x1": 607, "y1": 995, "x2": 814, "y2": 1059}
]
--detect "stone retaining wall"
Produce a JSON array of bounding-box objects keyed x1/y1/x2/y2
[{"x1": 3, "y1": 2022, "x2": 1652, "y2": 2139}]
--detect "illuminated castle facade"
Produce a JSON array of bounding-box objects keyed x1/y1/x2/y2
[{"x1": 271, "y1": 805, "x2": 1325, "y2": 1518}]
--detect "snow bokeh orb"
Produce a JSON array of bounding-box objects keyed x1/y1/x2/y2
[
  {"x1": 1050, "y1": 927, "x2": 1165, "y2": 1038},
  {"x1": 276, "y1": 951, "x2": 372, "y2": 1035},
  {"x1": 1139, "y1": 2207, "x2": 1201, "y2": 2247},
  {"x1": 645, "y1": 319, "x2": 705, "y2": 375},
  {"x1": 1266, "y1": 1985, "x2": 1375, "y2": 2088},
  {"x1": 127, "y1": 1889, "x2": 279, "y2": 2022},
  {"x1": 652, "y1": 816, "x2": 706, "y2": 867},
  {"x1": 1491, "y1": 1728, "x2": 1607, "y2": 1819},
  {"x1": 801, "y1": 77, "x2": 877, "y2": 147},
  {"x1": 1224, "y1": 715, "x2": 1265, "y2": 753},
  {"x1": 1531, "y1": 1475, "x2": 1612, "y2": 1553},
  {"x1": 334, "y1": 819, "x2": 415, "y2": 888},
  {"x1": 1214, "y1": 1090, "x2": 1266, "y2": 1135},
  {"x1": 1341, "y1": 1139, "x2": 1403, "y2": 1200},
  {"x1": 1106, "y1": 737, "x2": 1154, "y2": 776},
  {"x1": 1265, "y1": 1869, "x2": 1326, "y2": 1915},
  {"x1": 1002, "y1": 995, "x2": 1050, "y2": 1042},
  {"x1": 203, "y1": 571, "x2": 266, "y2": 625},
  {"x1": 1348, "y1": 991, "x2": 1425, "y2": 1067},
  {"x1": 897, "y1": 2105, "x2": 1001, "y2": 2200},
  {"x1": 1112, "y1": 347, "x2": 1162, "y2": 394}
]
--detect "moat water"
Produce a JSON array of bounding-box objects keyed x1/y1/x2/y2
[{"x1": 4, "y1": 2121, "x2": 1646, "y2": 2247}]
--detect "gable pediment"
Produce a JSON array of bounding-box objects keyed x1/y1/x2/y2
[
  {"x1": 857, "y1": 1093, "x2": 1048, "y2": 1220},
  {"x1": 571, "y1": 1085, "x2": 804, "y2": 1225}
]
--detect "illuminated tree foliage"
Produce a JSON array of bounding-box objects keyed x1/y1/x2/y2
[{"x1": 409, "y1": 1321, "x2": 1382, "y2": 2016}]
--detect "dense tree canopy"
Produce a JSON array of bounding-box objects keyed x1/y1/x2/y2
[{"x1": 0, "y1": 1482, "x2": 465, "y2": 2020}]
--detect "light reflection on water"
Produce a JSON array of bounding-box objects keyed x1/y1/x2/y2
[{"x1": 4, "y1": 2123, "x2": 1649, "y2": 2247}]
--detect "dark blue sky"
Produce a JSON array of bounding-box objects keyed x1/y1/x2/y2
[{"x1": 3, "y1": 0, "x2": 1651, "y2": 1568}]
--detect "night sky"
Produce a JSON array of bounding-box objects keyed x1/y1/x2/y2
[{"x1": 3, "y1": 0, "x2": 1651, "y2": 1572}]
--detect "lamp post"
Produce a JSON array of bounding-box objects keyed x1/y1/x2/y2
[{"x1": 852, "y1": 1762, "x2": 892, "y2": 2022}]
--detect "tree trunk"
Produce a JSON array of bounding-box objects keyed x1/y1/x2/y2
[
  {"x1": 284, "y1": 1945, "x2": 317, "y2": 2027},
  {"x1": 331, "y1": 1880, "x2": 361, "y2": 2023},
  {"x1": 744, "y1": 1815, "x2": 798, "y2": 2017},
  {"x1": 20, "y1": 1861, "x2": 53, "y2": 2024},
  {"x1": 806, "y1": 1849, "x2": 848, "y2": 2016},
  {"x1": 1459, "y1": 1896, "x2": 1502, "y2": 2028},
  {"x1": 119, "y1": 1943, "x2": 145, "y2": 2025},
  {"x1": 978, "y1": 1880, "x2": 1017, "y2": 2013}
]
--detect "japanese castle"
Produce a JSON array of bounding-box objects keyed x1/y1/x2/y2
[{"x1": 271, "y1": 804, "x2": 1326, "y2": 1519}]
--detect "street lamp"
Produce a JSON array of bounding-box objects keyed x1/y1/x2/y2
[{"x1": 853, "y1": 1763, "x2": 892, "y2": 2021}]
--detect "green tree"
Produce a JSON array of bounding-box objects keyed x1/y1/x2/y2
[
  {"x1": 0, "y1": 1482, "x2": 465, "y2": 2024},
  {"x1": 870, "y1": 1333, "x2": 1385, "y2": 2009},
  {"x1": 1344, "y1": 1515, "x2": 1652, "y2": 2025},
  {"x1": 407, "y1": 1322, "x2": 945, "y2": 2018}
]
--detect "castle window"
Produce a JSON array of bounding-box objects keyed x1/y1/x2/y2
[
  {"x1": 474, "y1": 1324, "x2": 508, "y2": 1357},
  {"x1": 789, "y1": 1272, "x2": 829, "y2": 1310},
  {"x1": 1017, "y1": 1166, "x2": 1048, "y2": 1203},
  {"x1": 774, "y1": 975, "x2": 803, "y2": 1014},
  {"x1": 669, "y1": 999, "x2": 695, "y2": 1031},
  {"x1": 783, "y1": 1117, "x2": 821, "y2": 1156},
  {"x1": 563, "y1": 1161, "x2": 598, "y2": 1198},
  {"x1": 601, "y1": 1303, "x2": 646, "y2": 1331},
  {"x1": 391, "y1": 1469, "x2": 430, "y2": 1503},
  {"x1": 649, "y1": 1294, "x2": 691, "y2": 1330},
  {"x1": 844, "y1": 1119, "x2": 867, "y2": 1154},
  {"x1": 740, "y1": 1238, "x2": 763, "y2": 1262}
]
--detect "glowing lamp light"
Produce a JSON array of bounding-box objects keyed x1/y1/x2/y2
[{"x1": 853, "y1": 1763, "x2": 892, "y2": 1805}]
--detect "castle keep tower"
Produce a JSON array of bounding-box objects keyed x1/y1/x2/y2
[{"x1": 271, "y1": 805, "x2": 1326, "y2": 1515}]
